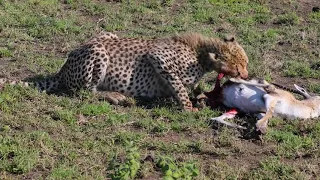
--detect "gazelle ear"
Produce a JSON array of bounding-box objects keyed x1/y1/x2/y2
[{"x1": 294, "y1": 84, "x2": 311, "y2": 99}]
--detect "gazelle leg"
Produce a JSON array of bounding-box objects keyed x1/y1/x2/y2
[
  {"x1": 209, "y1": 109, "x2": 246, "y2": 129},
  {"x1": 256, "y1": 98, "x2": 277, "y2": 134},
  {"x1": 255, "y1": 113, "x2": 266, "y2": 119}
]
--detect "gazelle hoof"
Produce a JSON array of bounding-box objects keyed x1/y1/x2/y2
[{"x1": 256, "y1": 122, "x2": 268, "y2": 134}]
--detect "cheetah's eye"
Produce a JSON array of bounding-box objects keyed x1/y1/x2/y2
[{"x1": 218, "y1": 54, "x2": 226, "y2": 60}]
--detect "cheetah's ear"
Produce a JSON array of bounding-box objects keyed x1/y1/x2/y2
[{"x1": 223, "y1": 35, "x2": 235, "y2": 42}]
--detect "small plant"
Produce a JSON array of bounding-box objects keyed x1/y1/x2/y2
[
  {"x1": 79, "y1": 102, "x2": 111, "y2": 116},
  {"x1": 274, "y1": 12, "x2": 300, "y2": 25},
  {"x1": 247, "y1": 157, "x2": 301, "y2": 179},
  {"x1": 0, "y1": 136, "x2": 39, "y2": 174},
  {"x1": 64, "y1": 0, "x2": 73, "y2": 4},
  {"x1": 108, "y1": 141, "x2": 141, "y2": 180},
  {"x1": 216, "y1": 128, "x2": 234, "y2": 147},
  {"x1": 308, "y1": 83, "x2": 320, "y2": 94},
  {"x1": 283, "y1": 61, "x2": 320, "y2": 79},
  {"x1": 48, "y1": 165, "x2": 81, "y2": 179},
  {"x1": 161, "y1": 0, "x2": 173, "y2": 7},
  {"x1": 156, "y1": 156, "x2": 199, "y2": 180},
  {"x1": 52, "y1": 109, "x2": 76, "y2": 125},
  {"x1": 309, "y1": 11, "x2": 320, "y2": 23},
  {"x1": 151, "y1": 121, "x2": 170, "y2": 134},
  {"x1": 260, "y1": 157, "x2": 295, "y2": 176},
  {"x1": 0, "y1": 48, "x2": 12, "y2": 58},
  {"x1": 114, "y1": 132, "x2": 143, "y2": 145},
  {"x1": 265, "y1": 129, "x2": 315, "y2": 157}
]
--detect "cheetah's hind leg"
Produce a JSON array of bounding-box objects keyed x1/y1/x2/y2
[{"x1": 85, "y1": 44, "x2": 135, "y2": 107}]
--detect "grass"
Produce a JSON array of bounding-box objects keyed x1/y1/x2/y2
[
  {"x1": 0, "y1": 0, "x2": 319, "y2": 179},
  {"x1": 283, "y1": 60, "x2": 320, "y2": 78}
]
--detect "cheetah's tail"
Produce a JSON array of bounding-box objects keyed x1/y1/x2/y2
[
  {"x1": 0, "y1": 78, "x2": 30, "y2": 90},
  {"x1": 0, "y1": 75, "x2": 61, "y2": 92}
]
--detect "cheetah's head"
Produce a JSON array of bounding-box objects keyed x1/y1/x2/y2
[{"x1": 207, "y1": 36, "x2": 249, "y2": 79}]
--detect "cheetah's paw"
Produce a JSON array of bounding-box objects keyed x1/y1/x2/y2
[{"x1": 100, "y1": 91, "x2": 135, "y2": 107}]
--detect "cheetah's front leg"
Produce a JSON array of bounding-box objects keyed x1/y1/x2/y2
[
  {"x1": 147, "y1": 53, "x2": 197, "y2": 112},
  {"x1": 160, "y1": 73, "x2": 196, "y2": 112}
]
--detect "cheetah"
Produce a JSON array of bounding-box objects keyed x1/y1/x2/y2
[{"x1": 0, "y1": 32, "x2": 249, "y2": 112}]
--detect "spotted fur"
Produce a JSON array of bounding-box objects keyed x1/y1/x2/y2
[{"x1": 1, "y1": 32, "x2": 249, "y2": 111}]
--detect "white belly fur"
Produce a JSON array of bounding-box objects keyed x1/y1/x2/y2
[{"x1": 222, "y1": 83, "x2": 266, "y2": 113}]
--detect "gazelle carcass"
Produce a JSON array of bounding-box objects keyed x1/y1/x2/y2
[{"x1": 201, "y1": 74, "x2": 320, "y2": 134}]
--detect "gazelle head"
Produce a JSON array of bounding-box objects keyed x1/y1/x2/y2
[
  {"x1": 293, "y1": 84, "x2": 312, "y2": 99},
  {"x1": 294, "y1": 84, "x2": 320, "y2": 113}
]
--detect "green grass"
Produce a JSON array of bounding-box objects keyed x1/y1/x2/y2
[
  {"x1": 274, "y1": 12, "x2": 300, "y2": 25},
  {"x1": 0, "y1": 0, "x2": 320, "y2": 179},
  {"x1": 0, "y1": 48, "x2": 12, "y2": 58},
  {"x1": 248, "y1": 157, "x2": 307, "y2": 179},
  {"x1": 283, "y1": 61, "x2": 320, "y2": 78}
]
